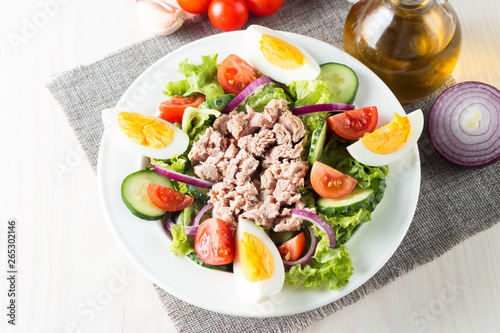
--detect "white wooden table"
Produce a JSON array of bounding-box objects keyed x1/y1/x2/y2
[{"x1": 1, "y1": 0, "x2": 499, "y2": 332}]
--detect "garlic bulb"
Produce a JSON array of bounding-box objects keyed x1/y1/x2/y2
[{"x1": 136, "y1": 0, "x2": 186, "y2": 36}]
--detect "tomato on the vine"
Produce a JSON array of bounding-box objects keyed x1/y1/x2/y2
[
  {"x1": 177, "y1": 0, "x2": 212, "y2": 14},
  {"x1": 246, "y1": 0, "x2": 285, "y2": 16},
  {"x1": 146, "y1": 184, "x2": 194, "y2": 211},
  {"x1": 159, "y1": 93, "x2": 205, "y2": 124},
  {"x1": 195, "y1": 218, "x2": 235, "y2": 265},
  {"x1": 217, "y1": 54, "x2": 259, "y2": 95},
  {"x1": 327, "y1": 106, "x2": 378, "y2": 140},
  {"x1": 310, "y1": 161, "x2": 357, "y2": 199},
  {"x1": 208, "y1": 0, "x2": 249, "y2": 32}
]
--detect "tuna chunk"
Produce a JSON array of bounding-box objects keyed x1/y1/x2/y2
[
  {"x1": 188, "y1": 127, "x2": 228, "y2": 163},
  {"x1": 278, "y1": 110, "x2": 306, "y2": 143},
  {"x1": 190, "y1": 99, "x2": 311, "y2": 232}
]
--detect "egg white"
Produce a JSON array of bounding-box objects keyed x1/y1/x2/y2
[
  {"x1": 233, "y1": 219, "x2": 285, "y2": 304},
  {"x1": 101, "y1": 108, "x2": 189, "y2": 159},
  {"x1": 244, "y1": 25, "x2": 320, "y2": 84},
  {"x1": 346, "y1": 109, "x2": 424, "y2": 166}
]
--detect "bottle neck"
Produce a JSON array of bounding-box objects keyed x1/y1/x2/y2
[{"x1": 390, "y1": 0, "x2": 433, "y2": 9}]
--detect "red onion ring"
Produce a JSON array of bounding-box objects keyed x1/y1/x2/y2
[
  {"x1": 193, "y1": 203, "x2": 213, "y2": 226},
  {"x1": 164, "y1": 218, "x2": 199, "y2": 236},
  {"x1": 429, "y1": 81, "x2": 500, "y2": 168},
  {"x1": 290, "y1": 103, "x2": 355, "y2": 116},
  {"x1": 221, "y1": 76, "x2": 273, "y2": 114},
  {"x1": 292, "y1": 209, "x2": 336, "y2": 249},
  {"x1": 282, "y1": 227, "x2": 318, "y2": 269},
  {"x1": 151, "y1": 163, "x2": 214, "y2": 188}
]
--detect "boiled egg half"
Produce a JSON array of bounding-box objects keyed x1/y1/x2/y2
[
  {"x1": 233, "y1": 219, "x2": 285, "y2": 303},
  {"x1": 101, "y1": 108, "x2": 189, "y2": 159},
  {"x1": 244, "y1": 25, "x2": 320, "y2": 84},
  {"x1": 347, "y1": 109, "x2": 424, "y2": 166}
]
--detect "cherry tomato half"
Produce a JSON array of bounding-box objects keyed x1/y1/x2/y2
[
  {"x1": 159, "y1": 93, "x2": 205, "y2": 124},
  {"x1": 177, "y1": 0, "x2": 212, "y2": 14},
  {"x1": 327, "y1": 106, "x2": 378, "y2": 140},
  {"x1": 195, "y1": 218, "x2": 235, "y2": 265},
  {"x1": 246, "y1": 0, "x2": 285, "y2": 16},
  {"x1": 217, "y1": 54, "x2": 259, "y2": 95},
  {"x1": 147, "y1": 184, "x2": 194, "y2": 212},
  {"x1": 310, "y1": 161, "x2": 357, "y2": 199},
  {"x1": 278, "y1": 232, "x2": 305, "y2": 261},
  {"x1": 208, "y1": 0, "x2": 249, "y2": 32}
]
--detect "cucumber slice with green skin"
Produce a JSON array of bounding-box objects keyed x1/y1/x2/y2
[
  {"x1": 121, "y1": 170, "x2": 172, "y2": 221},
  {"x1": 198, "y1": 94, "x2": 235, "y2": 111},
  {"x1": 187, "y1": 252, "x2": 233, "y2": 272},
  {"x1": 317, "y1": 62, "x2": 359, "y2": 104},
  {"x1": 317, "y1": 186, "x2": 375, "y2": 215},
  {"x1": 367, "y1": 178, "x2": 387, "y2": 212},
  {"x1": 308, "y1": 117, "x2": 328, "y2": 165},
  {"x1": 187, "y1": 184, "x2": 210, "y2": 204}
]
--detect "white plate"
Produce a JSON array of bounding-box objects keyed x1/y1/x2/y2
[{"x1": 97, "y1": 31, "x2": 420, "y2": 317}]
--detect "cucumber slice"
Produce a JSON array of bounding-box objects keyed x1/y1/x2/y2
[
  {"x1": 121, "y1": 170, "x2": 172, "y2": 221},
  {"x1": 367, "y1": 178, "x2": 387, "y2": 212},
  {"x1": 187, "y1": 252, "x2": 233, "y2": 272},
  {"x1": 317, "y1": 186, "x2": 375, "y2": 215},
  {"x1": 308, "y1": 117, "x2": 328, "y2": 165},
  {"x1": 187, "y1": 184, "x2": 210, "y2": 204},
  {"x1": 198, "y1": 94, "x2": 235, "y2": 111},
  {"x1": 317, "y1": 62, "x2": 359, "y2": 104}
]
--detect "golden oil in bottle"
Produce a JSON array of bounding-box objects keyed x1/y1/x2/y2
[{"x1": 343, "y1": 0, "x2": 462, "y2": 103}]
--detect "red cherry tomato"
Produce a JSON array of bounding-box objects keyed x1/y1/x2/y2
[
  {"x1": 327, "y1": 106, "x2": 378, "y2": 141},
  {"x1": 217, "y1": 54, "x2": 259, "y2": 95},
  {"x1": 146, "y1": 184, "x2": 194, "y2": 211},
  {"x1": 195, "y1": 218, "x2": 235, "y2": 265},
  {"x1": 246, "y1": 0, "x2": 285, "y2": 16},
  {"x1": 208, "y1": 0, "x2": 249, "y2": 32},
  {"x1": 310, "y1": 161, "x2": 357, "y2": 199},
  {"x1": 278, "y1": 232, "x2": 305, "y2": 261},
  {"x1": 159, "y1": 93, "x2": 205, "y2": 123},
  {"x1": 176, "y1": 0, "x2": 212, "y2": 14}
]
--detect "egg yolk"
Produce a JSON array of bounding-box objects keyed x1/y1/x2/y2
[
  {"x1": 362, "y1": 113, "x2": 411, "y2": 154},
  {"x1": 239, "y1": 232, "x2": 274, "y2": 282},
  {"x1": 259, "y1": 35, "x2": 308, "y2": 70},
  {"x1": 117, "y1": 112, "x2": 174, "y2": 149}
]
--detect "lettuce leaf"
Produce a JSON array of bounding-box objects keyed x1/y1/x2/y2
[
  {"x1": 285, "y1": 227, "x2": 353, "y2": 290},
  {"x1": 242, "y1": 83, "x2": 292, "y2": 112},
  {"x1": 320, "y1": 208, "x2": 372, "y2": 245},
  {"x1": 169, "y1": 205, "x2": 196, "y2": 256},
  {"x1": 169, "y1": 224, "x2": 195, "y2": 256},
  {"x1": 286, "y1": 80, "x2": 330, "y2": 107},
  {"x1": 182, "y1": 107, "x2": 221, "y2": 142},
  {"x1": 320, "y1": 140, "x2": 388, "y2": 189},
  {"x1": 163, "y1": 53, "x2": 225, "y2": 100}
]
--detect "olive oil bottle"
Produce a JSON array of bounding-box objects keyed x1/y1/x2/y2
[{"x1": 343, "y1": 0, "x2": 461, "y2": 103}]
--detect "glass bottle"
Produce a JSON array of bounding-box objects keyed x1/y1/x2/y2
[{"x1": 343, "y1": 0, "x2": 462, "y2": 103}]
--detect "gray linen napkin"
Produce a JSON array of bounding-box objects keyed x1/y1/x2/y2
[{"x1": 47, "y1": 0, "x2": 500, "y2": 332}]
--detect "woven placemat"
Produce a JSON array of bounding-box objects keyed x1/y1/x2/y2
[{"x1": 46, "y1": 0, "x2": 500, "y2": 331}]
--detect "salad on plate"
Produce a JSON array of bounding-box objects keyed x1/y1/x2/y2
[{"x1": 101, "y1": 25, "x2": 423, "y2": 304}]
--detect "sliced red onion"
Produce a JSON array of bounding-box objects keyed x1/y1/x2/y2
[
  {"x1": 292, "y1": 209, "x2": 336, "y2": 249},
  {"x1": 290, "y1": 103, "x2": 355, "y2": 116},
  {"x1": 193, "y1": 203, "x2": 213, "y2": 226},
  {"x1": 163, "y1": 218, "x2": 198, "y2": 236},
  {"x1": 151, "y1": 163, "x2": 213, "y2": 188},
  {"x1": 429, "y1": 81, "x2": 500, "y2": 168},
  {"x1": 221, "y1": 76, "x2": 274, "y2": 114},
  {"x1": 282, "y1": 227, "x2": 318, "y2": 269}
]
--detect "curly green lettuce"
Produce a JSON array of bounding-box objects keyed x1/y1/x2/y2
[
  {"x1": 182, "y1": 107, "x2": 221, "y2": 142},
  {"x1": 286, "y1": 80, "x2": 330, "y2": 107},
  {"x1": 286, "y1": 227, "x2": 353, "y2": 290},
  {"x1": 163, "y1": 53, "x2": 225, "y2": 100}
]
